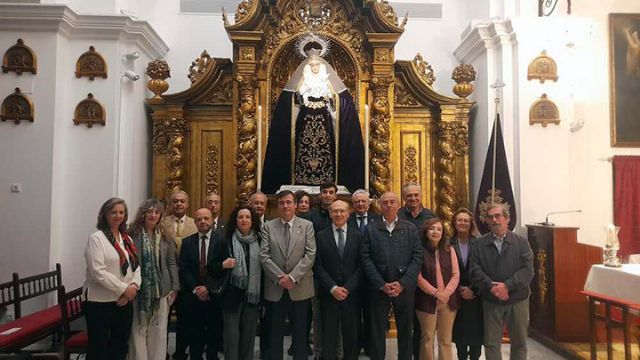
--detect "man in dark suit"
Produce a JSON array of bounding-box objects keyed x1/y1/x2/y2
[
  {"x1": 347, "y1": 189, "x2": 380, "y2": 355},
  {"x1": 206, "y1": 192, "x2": 226, "y2": 233},
  {"x1": 361, "y1": 192, "x2": 423, "y2": 360},
  {"x1": 398, "y1": 183, "x2": 435, "y2": 359},
  {"x1": 314, "y1": 200, "x2": 363, "y2": 360},
  {"x1": 303, "y1": 182, "x2": 337, "y2": 235},
  {"x1": 260, "y1": 190, "x2": 316, "y2": 360},
  {"x1": 398, "y1": 183, "x2": 436, "y2": 229},
  {"x1": 250, "y1": 192, "x2": 269, "y2": 227},
  {"x1": 299, "y1": 183, "x2": 337, "y2": 357},
  {"x1": 250, "y1": 191, "x2": 271, "y2": 360},
  {"x1": 179, "y1": 208, "x2": 223, "y2": 360},
  {"x1": 348, "y1": 189, "x2": 381, "y2": 233}
]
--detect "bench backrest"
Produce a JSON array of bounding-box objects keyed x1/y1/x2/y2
[
  {"x1": 0, "y1": 279, "x2": 16, "y2": 310},
  {"x1": 57, "y1": 286, "x2": 84, "y2": 340},
  {"x1": 0, "y1": 264, "x2": 62, "y2": 319}
]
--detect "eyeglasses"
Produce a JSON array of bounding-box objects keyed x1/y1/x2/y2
[{"x1": 486, "y1": 213, "x2": 504, "y2": 219}]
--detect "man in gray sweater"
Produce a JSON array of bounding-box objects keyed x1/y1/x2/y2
[{"x1": 469, "y1": 203, "x2": 534, "y2": 360}]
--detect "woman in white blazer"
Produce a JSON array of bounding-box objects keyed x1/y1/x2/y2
[{"x1": 83, "y1": 197, "x2": 141, "y2": 360}]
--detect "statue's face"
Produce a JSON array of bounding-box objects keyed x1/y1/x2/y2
[{"x1": 309, "y1": 60, "x2": 321, "y2": 74}]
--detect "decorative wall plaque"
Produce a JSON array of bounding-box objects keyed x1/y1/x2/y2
[
  {"x1": 1, "y1": 88, "x2": 34, "y2": 124},
  {"x1": 527, "y1": 50, "x2": 558, "y2": 83},
  {"x1": 75, "y1": 46, "x2": 107, "y2": 80},
  {"x1": 73, "y1": 93, "x2": 105, "y2": 127},
  {"x1": 529, "y1": 94, "x2": 560, "y2": 127},
  {"x1": 2, "y1": 39, "x2": 37, "y2": 75}
]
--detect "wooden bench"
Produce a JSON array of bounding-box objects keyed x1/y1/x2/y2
[
  {"x1": 0, "y1": 265, "x2": 63, "y2": 353},
  {"x1": 580, "y1": 289, "x2": 640, "y2": 360},
  {"x1": 57, "y1": 286, "x2": 86, "y2": 360}
]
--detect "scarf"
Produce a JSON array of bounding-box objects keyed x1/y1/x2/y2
[
  {"x1": 137, "y1": 229, "x2": 162, "y2": 326},
  {"x1": 102, "y1": 229, "x2": 139, "y2": 276},
  {"x1": 230, "y1": 229, "x2": 261, "y2": 304}
]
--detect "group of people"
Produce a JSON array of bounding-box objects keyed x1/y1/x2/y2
[{"x1": 82, "y1": 183, "x2": 534, "y2": 360}]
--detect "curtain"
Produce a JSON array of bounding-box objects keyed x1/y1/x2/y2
[{"x1": 613, "y1": 156, "x2": 640, "y2": 257}]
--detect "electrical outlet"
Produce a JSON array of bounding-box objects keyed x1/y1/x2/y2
[{"x1": 10, "y1": 183, "x2": 21, "y2": 193}]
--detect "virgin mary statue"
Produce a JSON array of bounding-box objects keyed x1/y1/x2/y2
[{"x1": 261, "y1": 34, "x2": 365, "y2": 193}]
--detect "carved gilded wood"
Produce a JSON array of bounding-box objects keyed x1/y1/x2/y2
[
  {"x1": 73, "y1": 93, "x2": 105, "y2": 128},
  {"x1": 529, "y1": 93, "x2": 560, "y2": 127},
  {"x1": 146, "y1": 0, "x2": 474, "y2": 223},
  {"x1": 75, "y1": 46, "x2": 107, "y2": 80},
  {"x1": 527, "y1": 50, "x2": 558, "y2": 83},
  {"x1": 1, "y1": 87, "x2": 33, "y2": 124},
  {"x1": 2, "y1": 39, "x2": 37, "y2": 75}
]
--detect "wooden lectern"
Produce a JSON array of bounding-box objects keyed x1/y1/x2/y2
[{"x1": 527, "y1": 225, "x2": 602, "y2": 342}]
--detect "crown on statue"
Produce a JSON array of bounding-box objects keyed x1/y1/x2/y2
[
  {"x1": 296, "y1": 33, "x2": 329, "y2": 59},
  {"x1": 305, "y1": 48, "x2": 322, "y2": 61}
]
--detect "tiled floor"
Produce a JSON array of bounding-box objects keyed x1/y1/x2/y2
[{"x1": 166, "y1": 333, "x2": 568, "y2": 359}]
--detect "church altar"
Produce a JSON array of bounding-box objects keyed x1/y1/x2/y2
[{"x1": 145, "y1": 0, "x2": 475, "y2": 230}]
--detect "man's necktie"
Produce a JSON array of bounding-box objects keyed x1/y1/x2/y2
[
  {"x1": 337, "y1": 228, "x2": 345, "y2": 258},
  {"x1": 200, "y1": 235, "x2": 207, "y2": 281},
  {"x1": 213, "y1": 220, "x2": 217, "y2": 231},
  {"x1": 358, "y1": 215, "x2": 366, "y2": 232},
  {"x1": 283, "y1": 223, "x2": 291, "y2": 254},
  {"x1": 176, "y1": 219, "x2": 183, "y2": 239}
]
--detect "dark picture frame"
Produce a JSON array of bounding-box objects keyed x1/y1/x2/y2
[{"x1": 610, "y1": 13, "x2": 640, "y2": 147}]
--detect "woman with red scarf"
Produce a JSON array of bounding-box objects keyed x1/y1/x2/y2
[{"x1": 83, "y1": 197, "x2": 141, "y2": 360}]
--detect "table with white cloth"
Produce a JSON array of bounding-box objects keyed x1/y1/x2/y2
[
  {"x1": 582, "y1": 264, "x2": 640, "y2": 360},
  {"x1": 584, "y1": 264, "x2": 640, "y2": 302}
]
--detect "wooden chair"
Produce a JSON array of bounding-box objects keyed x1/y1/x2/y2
[
  {"x1": 57, "y1": 286, "x2": 86, "y2": 360},
  {"x1": 0, "y1": 264, "x2": 63, "y2": 353}
]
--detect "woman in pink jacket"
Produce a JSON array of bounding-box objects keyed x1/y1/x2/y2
[{"x1": 415, "y1": 217, "x2": 460, "y2": 360}]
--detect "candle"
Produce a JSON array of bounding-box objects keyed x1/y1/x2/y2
[
  {"x1": 364, "y1": 104, "x2": 370, "y2": 192},
  {"x1": 257, "y1": 105, "x2": 262, "y2": 191}
]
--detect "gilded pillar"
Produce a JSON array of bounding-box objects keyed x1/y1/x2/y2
[
  {"x1": 436, "y1": 63, "x2": 475, "y2": 236},
  {"x1": 146, "y1": 60, "x2": 189, "y2": 201},
  {"x1": 152, "y1": 116, "x2": 188, "y2": 200},
  {"x1": 436, "y1": 105, "x2": 469, "y2": 236},
  {"x1": 234, "y1": 74, "x2": 258, "y2": 203},
  {"x1": 369, "y1": 75, "x2": 393, "y2": 197}
]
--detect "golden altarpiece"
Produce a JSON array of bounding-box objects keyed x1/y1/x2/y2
[{"x1": 145, "y1": 0, "x2": 476, "y2": 232}]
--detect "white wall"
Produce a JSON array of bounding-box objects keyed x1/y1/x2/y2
[
  {"x1": 149, "y1": 3, "x2": 230, "y2": 93},
  {"x1": 396, "y1": 0, "x2": 470, "y2": 96},
  {"x1": 0, "y1": 4, "x2": 167, "y2": 294},
  {"x1": 456, "y1": 0, "x2": 640, "y2": 248},
  {"x1": 0, "y1": 32, "x2": 57, "y2": 281},
  {"x1": 563, "y1": 0, "x2": 640, "y2": 247}
]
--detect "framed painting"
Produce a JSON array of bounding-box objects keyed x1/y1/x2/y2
[{"x1": 610, "y1": 13, "x2": 640, "y2": 147}]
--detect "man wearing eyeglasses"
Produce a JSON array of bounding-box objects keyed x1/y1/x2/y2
[{"x1": 469, "y1": 203, "x2": 533, "y2": 360}]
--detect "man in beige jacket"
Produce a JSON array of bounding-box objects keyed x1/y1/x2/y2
[
  {"x1": 160, "y1": 190, "x2": 197, "y2": 360},
  {"x1": 260, "y1": 190, "x2": 316, "y2": 360}
]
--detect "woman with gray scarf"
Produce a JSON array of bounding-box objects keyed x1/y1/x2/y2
[
  {"x1": 210, "y1": 205, "x2": 262, "y2": 360},
  {"x1": 127, "y1": 199, "x2": 179, "y2": 360}
]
